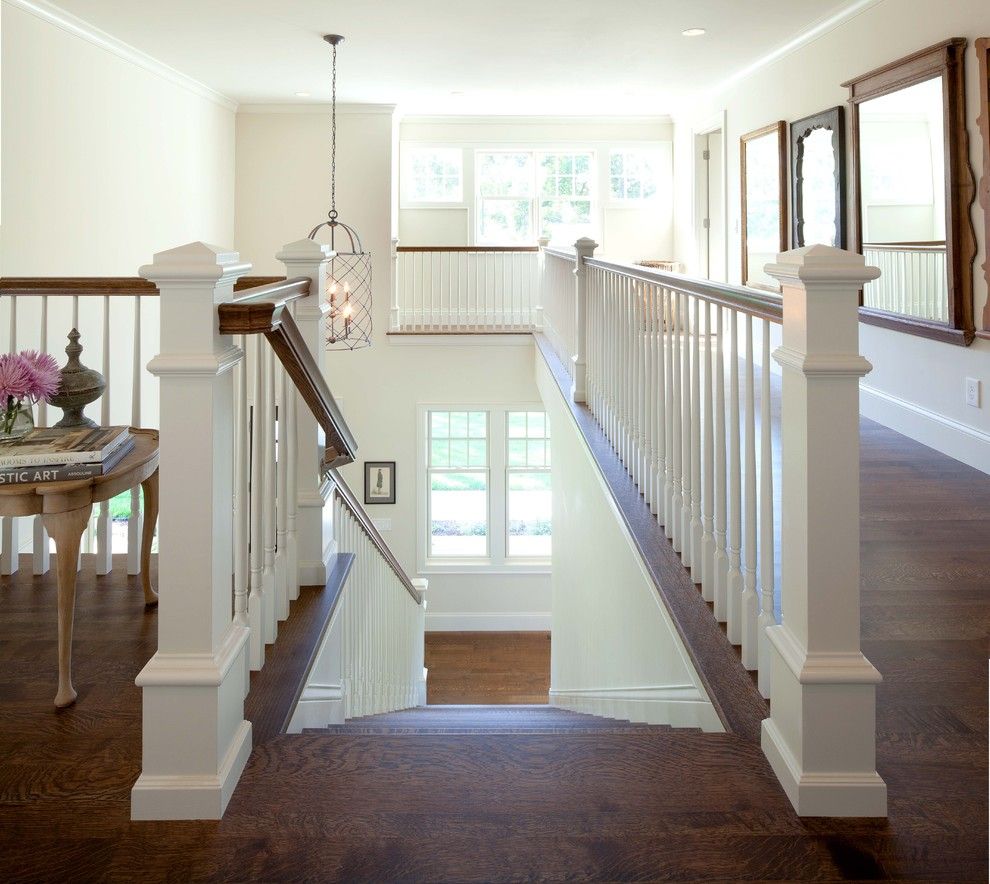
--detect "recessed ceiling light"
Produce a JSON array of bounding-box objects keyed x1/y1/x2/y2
[
  {"x1": 294, "y1": 91, "x2": 311, "y2": 97},
  {"x1": 682, "y1": 27, "x2": 706, "y2": 37}
]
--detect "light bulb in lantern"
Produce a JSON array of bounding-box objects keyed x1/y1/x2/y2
[{"x1": 342, "y1": 301, "x2": 354, "y2": 319}]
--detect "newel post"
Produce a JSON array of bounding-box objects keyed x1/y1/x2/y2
[
  {"x1": 535, "y1": 235, "x2": 550, "y2": 331},
  {"x1": 133, "y1": 243, "x2": 253, "y2": 820},
  {"x1": 571, "y1": 236, "x2": 598, "y2": 403},
  {"x1": 763, "y1": 244, "x2": 886, "y2": 817},
  {"x1": 390, "y1": 236, "x2": 401, "y2": 331},
  {"x1": 276, "y1": 239, "x2": 335, "y2": 586}
]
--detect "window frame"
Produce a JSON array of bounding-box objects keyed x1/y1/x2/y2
[
  {"x1": 400, "y1": 145, "x2": 466, "y2": 208},
  {"x1": 417, "y1": 403, "x2": 551, "y2": 574}
]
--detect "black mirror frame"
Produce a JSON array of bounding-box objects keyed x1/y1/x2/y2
[{"x1": 790, "y1": 106, "x2": 846, "y2": 249}]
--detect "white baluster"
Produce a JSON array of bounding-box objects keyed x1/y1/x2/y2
[
  {"x1": 262, "y1": 347, "x2": 277, "y2": 644},
  {"x1": 127, "y1": 296, "x2": 144, "y2": 575},
  {"x1": 248, "y1": 337, "x2": 265, "y2": 669},
  {"x1": 726, "y1": 309, "x2": 743, "y2": 643},
  {"x1": 94, "y1": 295, "x2": 113, "y2": 576},
  {"x1": 757, "y1": 318, "x2": 776, "y2": 699},
  {"x1": 33, "y1": 295, "x2": 51, "y2": 576},
  {"x1": 275, "y1": 360, "x2": 290, "y2": 622},
  {"x1": 655, "y1": 285, "x2": 666, "y2": 524},
  {"x1": 680, "y1": 294, "x2": 692, "y2": 565},
  {"x1": 700, "y1": 301, "x2": 715, "y2": 602},
  {"x1": 740, "y1": 315, "x2": 759, "y2": 669},
  {"x1": 2, "y1": 298, "x2": 19, "y2": 576},
  {"x1": 285, "y1": 337, "x2": 300, "y2": 603},
  {"x1": 713, "y1": 305, "x2": 729, "y2": 622},
  {"x1": 233, "y1": 336, "x2": 249, "y2": 634},
  {"x1": 689, "y1": 295, "x2": 703, "y2": 582},
  {"x1": 669, "y1": 291, "x2": 682, "y2": 548},
  {"x1": 663, "y1": 289, "x2": 675, "y2": 539}
]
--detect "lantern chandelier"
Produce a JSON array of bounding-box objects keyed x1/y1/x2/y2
[{"x1": 308, "y1": 34, "x2": 373, "y2": 350}]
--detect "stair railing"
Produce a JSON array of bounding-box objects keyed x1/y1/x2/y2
[
  {"x1": 131, "y1": 239, "x2": 424, "y2": 821},
  {"x1": 540, "y1": 238, "x2": 888, "y2": 818}
]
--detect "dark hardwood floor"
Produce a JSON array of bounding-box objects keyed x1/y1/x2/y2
[
  {"x1": 0, "y1": 409, "x2": 987, "y2": 880},
  {"x1": 425, "y1": 631, "x2": 550, "y2": 704}
]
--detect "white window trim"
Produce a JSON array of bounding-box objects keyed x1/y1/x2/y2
[{"x1": 416, "y1": 403, "x2": 551, "y2": 575}]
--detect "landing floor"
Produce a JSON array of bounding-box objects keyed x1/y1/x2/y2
[{"x1": 0, "y1": 420, "x2": 987, "y2": 882}]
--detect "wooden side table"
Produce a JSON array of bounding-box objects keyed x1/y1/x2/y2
[{"x1": 0, "y1": 428, "x2": 159, "y2": 707}]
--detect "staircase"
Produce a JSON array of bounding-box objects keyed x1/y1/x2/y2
[{"x1": 306, "y1": 705, "x2": 683, "y2": 735}]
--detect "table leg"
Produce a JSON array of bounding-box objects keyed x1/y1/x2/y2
[
  {"x1": 140, "y1": 469, "x2": 159, "y2": 606},
  {"x1": 42, "y1": 504, "x2": 93, "y2": 709}
]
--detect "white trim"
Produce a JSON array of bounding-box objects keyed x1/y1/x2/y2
[
  {"x1": 550, "y1": 686, "x2": 723, "y2": 732},
  {"x1": 860, "y1": 383, "x2": 990, "y2": 475},
  {"x1": 237, "y1": 102, "x2": 397, "y2": 115},
  {"x1": 387, "y1": 333, "x2": 535, "y2": 347},
  {"x1": 4, "y1": 0, "x2": 237, "y2": 111},
  {"x1": 713, "y1": 0, "x2": 886, "y2": 95},
  {"x1": 426, "y1": 612, "x2": 551, "y2": 631},
  {"x1": 287, "y1": 683, "x2": 345, "y2": 732},
  {"x1": 401, "y1": 114, "x2": 673, "y2": 128}
]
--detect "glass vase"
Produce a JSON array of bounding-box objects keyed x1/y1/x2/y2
[{"x1": 0, "y1": 404, "x2": 35, "y2": 444}]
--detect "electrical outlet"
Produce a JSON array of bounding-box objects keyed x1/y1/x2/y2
[{"x1": 965, "y1": 377, "x2": 981, "y2": 408}]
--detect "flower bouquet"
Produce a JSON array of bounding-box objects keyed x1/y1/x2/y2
[{"x1": 0, "y1": 351, "x2": 62, "y2": 443}]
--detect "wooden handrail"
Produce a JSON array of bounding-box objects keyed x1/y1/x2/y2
[
  {"x1": 218, "y1": 298, "x2": 357, "y2": 470},
  {"x1": 584, "y1": 256, "x2": 784, "y2": 324},
  {"x1": 397, "y1": 245, "x2": 539, "y2": 253},
  {"x1": 229, "y1": 276, "x2": 311, "y2": 304},
  {"x1": 0, "y1": 276, "x2": 285, "y2": 296},
  {"x1": 329, "y1": 469, "x2": 422, "y2": 604}
]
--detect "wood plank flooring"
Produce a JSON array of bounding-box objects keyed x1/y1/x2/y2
[
  {"x1": 0, "y1": 407, "x2": 987, "y2": 880},
  {"x1": 425, "y1": 631, "x2": 550, "y2": 704}
]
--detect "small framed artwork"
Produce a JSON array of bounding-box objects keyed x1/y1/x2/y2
[{"x1": 364, "y1": 461, "x2": 396, "y2": 505}]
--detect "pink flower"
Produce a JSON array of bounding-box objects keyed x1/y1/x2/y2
[
  {"x1": 20, "y1": 350, "x2": 61, "y2": 403},
  {"x1": 0, "y1": 353, "x2": 32, "y2": 405}
]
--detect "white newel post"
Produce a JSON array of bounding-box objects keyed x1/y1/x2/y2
[
  {"x1": 133, "y1": 243, "x2": 253, "y2": 820},
  {"x1": 390, "y1": 236, "x2": 400, "y2": 331},
  {"x1": 536, "y1": 235, "x2": 549, "y2": 331},
  {"x1": 761, "y1": 244, "x2": 886, "y2": 817},
  {"x1": 277, "y1": 239, "x2": 335, "y2": 587},
  {"x1": 571, "y1": 236, "x2": 598, "y2": 403}
]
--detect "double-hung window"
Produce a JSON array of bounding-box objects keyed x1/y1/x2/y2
[{"x1": 422, "y1": 406, "x2": 551, "y2": 569}]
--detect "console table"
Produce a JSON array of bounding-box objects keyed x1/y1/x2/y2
[{"x1": 0, "y1": 428, "x2": 159, "y2": 707}]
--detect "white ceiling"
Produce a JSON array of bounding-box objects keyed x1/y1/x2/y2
[{"x1": 50, "y1": 0, "x2": 861, "y2": 113}]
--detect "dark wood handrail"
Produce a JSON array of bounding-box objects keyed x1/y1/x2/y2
[
  {"x1": 218, "y1": 298, "x2": 358, "y2": 470},
  {"x1": 0, "y1": 276, "x2": 286, "y2": 296},
  {"x1": 397, "y1": 246, "x2": 539, "y2": 253},
  {"x1": 329, "y1": 469, "x2": 423, "y2": 605},
  {"x1": 584, "y1": 256, "x2": 784, "y2": 324}
]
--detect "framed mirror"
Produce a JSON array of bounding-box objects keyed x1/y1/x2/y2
[
  {"x1": 790, "y1": 107, "x2": 846, "y2": 248},
  {"x1": 844, "y1": 39, "x2": 977, "y2": 345},
  {"x1": 741, "y1": 121, "x2": 787, "y2": 290}
]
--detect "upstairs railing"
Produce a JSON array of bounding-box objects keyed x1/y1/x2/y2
[
  {"x1": 391, "y1": 242, "x2": 541, "y2": 332},
  {"x1": 541, "y1": 238, "x2": 887, "y2": 817},
  {"x1": 862, "y1": 241, "x2": 948, "y2": 321}
]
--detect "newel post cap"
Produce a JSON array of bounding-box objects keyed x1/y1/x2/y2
[
  {"x1": 139, "y1": 241, "x2": 251, "y2": 284},
  {"x1": 276, "y1": 238, "x2": 334, "y2": 264},
  {"x1": 537, "y1": 235, "x2": 550, "y2": 248},
  {"x1": 765, "y1": 244, "x2": 880, "y2": 287},
  {"x1": 574, "y1": 236, "x2": 599, "y2": 257}
]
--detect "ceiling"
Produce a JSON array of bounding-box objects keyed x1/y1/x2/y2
[{"x1": 51, "y1": 0, "x2": 861, "y2": 113}]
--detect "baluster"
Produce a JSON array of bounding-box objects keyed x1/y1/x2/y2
[
  {"x1": 700, "y1": 301, "x2": 715, "y2": 601},
  {"x1": 285, "y1": 335, "x2": 300, "y2": 603},
  {"x1": 757, "y1": 318, "x2": 776, "y2": 698},
  {"x1": 94, "y1": 295, "x2": 113, "y2": 576},
  {"x1": 262, "y1": 346, "x2": 277, "y2": 644},
  {"x1": 33, "y1": 296, "x2": 52, "y2": 576},
  {"x1": 233, "y1": 337, "x2": 249, "y2": 633},
  {"x1": 690, "y1": 296, "x2": 703, "y2": 581},
  {"x1": 713, "y1": 305, "x2": 728, "y2": 621},
  {"x1": 275, "y1": 361, "x2": 290, "y2": 622},
  {"x1": 643, "y1": 284, "x2": 654, "y2": 510},
  {"x1": 655, "y1": 285, "x2": 667, "y2": 524},
  {"x1": 664, "y1": 289, "x2": 675, "y2": 540},
  {"x1": 2, "y1": 298, "x2": 19, "y2": 576},
  {"x1": 680, "y1": 293, "x2": 692, "y2": 565},
  {"x1": 740, "y1": 315, "x2": 759, "y2": 668},
  {"x1": 248, "y1": 338, "x2": 265, "y2": 669},
  {"x1": 127, "y1": 296, "x2": 144, "y2": 575},
  {"x1": 726, "y1": 309, "x2": 743, "y2": 644}
]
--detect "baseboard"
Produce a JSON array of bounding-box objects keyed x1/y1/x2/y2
[
  {"x1": 860, "y1": 383, "x2": 990, "y2": 474},
  {"x1": 426, "y1": 612, "x2": 551, "y2": 631},
  {"x1": 549, "y1": 685, "x2": 724, "y2": 732},
  {"x1": 287, "y1": 684, "x2": 345, "y2": 732}
]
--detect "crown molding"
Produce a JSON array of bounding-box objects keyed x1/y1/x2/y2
[
  {"x1": 398, "y1": 113, "x2": 673, "y2": 127},
  {"x1": 237, "y1": 102, "x2": 397, "y2": 116},
  {"x1": 4, "y1": 0, "x2": 238, "y2": 111},
  {"x1": 714, "y1": 0, "x2": 885, "y2": 94}
]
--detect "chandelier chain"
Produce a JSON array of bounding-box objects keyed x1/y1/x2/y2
[{"x1": 329, "y1": 40, "x2": 337, "y2": 221}]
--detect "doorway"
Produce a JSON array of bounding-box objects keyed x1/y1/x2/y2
[{"x1": 695, "y1": 124, "x2": 726, "y2": 282}]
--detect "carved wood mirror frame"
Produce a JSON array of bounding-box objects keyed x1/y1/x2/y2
[
  {"x1": 844, "y1": 38, "x2": 977, "y2": 346},
  {"x1": 977, "y1": 37, "x2": 990, "y2": 339},
  {"x1": 790, "y1": 106, "x2": 846, "y2": 249},
  {"x1": 740, "y1": 121, "x2": 788, "y2": 291}
]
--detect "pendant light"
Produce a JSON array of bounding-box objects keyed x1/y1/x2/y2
[{"x1": 308, "y1": 34, "x2": 373, "y2": 350}]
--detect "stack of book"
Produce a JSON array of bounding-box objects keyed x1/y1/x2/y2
[{"x1": 0, "y1": 427, "x2": 134, "y2": 486}]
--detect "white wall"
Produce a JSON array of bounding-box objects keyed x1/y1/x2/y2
[
  {"x1": 0, "y1": 1, "x2": 236, "y2": 428},
  {"x1": 398, "y1": 115, "x2": 674, "y2": 262},
  {"x1": 672, "y1": 0, "x2": 990, "y2": 473},
  {"x1": 235, "y1": 106, "x2": 551, "y2": 627},
  {"x1": 535, "y1": 348, "x2": 720, "y2": 730}
]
